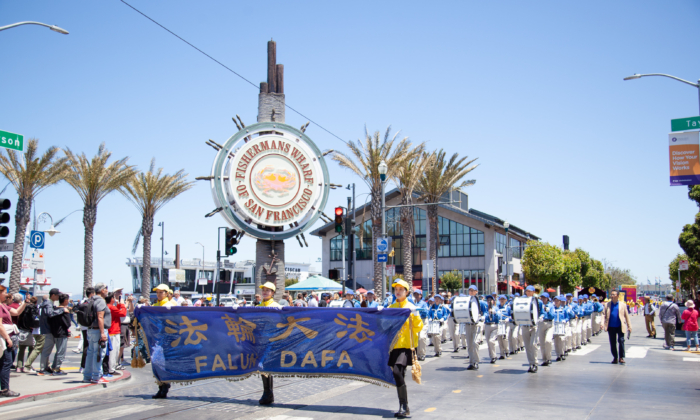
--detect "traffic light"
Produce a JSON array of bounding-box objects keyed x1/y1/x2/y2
[
  {"x1": 225, "y1": 228, "x2": 239, "y2": 256},
  {"x1": 0, "y1": 198, "x2": 10, "y2": 239},
  {"x1": 334, "y1": 207, "x2": 344, "y2": 233},
  {"x1": 0, "y1": 256, "x2": 7, "y2": 274}
]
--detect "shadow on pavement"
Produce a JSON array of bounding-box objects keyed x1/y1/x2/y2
[
  {"x1": 436, "y1": 367, "x2": 469, "y2": 372},
  {"x1": 493, "y1": 369, "x2": 526, "y2": 374},
  {"x1": 267, "y1": 404, "x2": 391, "y2": 418}
]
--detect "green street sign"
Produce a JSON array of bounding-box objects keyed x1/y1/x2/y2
[
  {"x1": 671, "y1": 116, "x2": 700, "y2": 132},
  {"x1": 0, "y1": 130, "x2": 24, "y2": 152}
]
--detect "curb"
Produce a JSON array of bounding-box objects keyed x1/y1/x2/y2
[{"x1": 0, "y1": 370, "x2": 132, "y2": 407}]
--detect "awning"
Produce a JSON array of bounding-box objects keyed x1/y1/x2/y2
[{"x1": 546, "y1": 288, "x2": 556, "y2": 293}]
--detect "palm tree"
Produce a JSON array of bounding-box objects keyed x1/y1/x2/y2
[
  {"x1": 121, "y1": 159, "x2": 194, "y2": 298},
  {"x1": 64, "y1": 143, "x2": 136, "y2": 295},
  {"x1": 332, "y1": 127, "x2": 418, "y2": 296},
  {"x1": 391, "y1": 148, "x2": 431, "y2": 284},
  {"x1": 418, "y1": 150, "x2": 478, "y2": 294},
  {"x1": 0, "y1": 139, "x2": 70, "y2": 293}
]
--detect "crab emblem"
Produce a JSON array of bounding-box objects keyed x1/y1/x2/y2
[{"x1": 253, "y1": 166, "x2": 297, "y2": 196}]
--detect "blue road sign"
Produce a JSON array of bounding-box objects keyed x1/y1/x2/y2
[
  {"x1": 377, "y1": 237, "x2": 389, "y2": 253},
  {"x1": 30, "y1": 230, "x2": 45, "y2": 249},
  {"x1": 377, "y1": 253, "x2": 388, "y2": 263}
]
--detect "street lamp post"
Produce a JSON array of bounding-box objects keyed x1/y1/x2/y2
[
  {"x1": 0, "y1": 21, "x2": 69, "y2": 34},
  {"x1": 504, "y1": 221, "x2": 510, "y2": 296},
  {"x1": 158, "y1": 222, "x2": 165, "y2": 286},
  {"x1": 32, "y1": 212, "x2": 59, "y2": 295},
  {"x1": 624, "y1": 73, "x2": 700, "y2": 115},
  {"x1": 195, "y1": 242, "x2": 205, "y2": 296},
  {"x1": 378, "y1": 160, "x2": 388, "y2": 300}
]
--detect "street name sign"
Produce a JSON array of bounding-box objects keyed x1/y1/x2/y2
[
  {"x1": 672, "y1": 116, "x2": 700, "y2": 132},
  {"x1": 0, "y1": 129, "x2": 24, "y2": 152},
  {"x1": 0, "y1": 242, "x2": 13, "y2": 252},
  {"x1": 680, "y1": 260, "x2": 689, "y2": 270}
]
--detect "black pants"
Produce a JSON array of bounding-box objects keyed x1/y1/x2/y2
[
  {"x1": 608, "y1": 327, "x2": 625, "y2": 359},
  {"x1": 80, "y1": 332, "x2": 89, "y2": 369},
  {"x1": 0, "y1": 347, "x2": 12, "y2": 391},
  {"x1": 392, "y1": 364, "x2": 406, "y2": 387}
]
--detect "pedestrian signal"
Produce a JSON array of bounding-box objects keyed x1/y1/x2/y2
[{"x1": 334, "y1": 207, "x2": 344, "y2": 233}]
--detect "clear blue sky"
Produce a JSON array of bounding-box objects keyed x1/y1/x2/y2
[{"x1": 1, "y1": 1, "x2": 698, "y2": 294}]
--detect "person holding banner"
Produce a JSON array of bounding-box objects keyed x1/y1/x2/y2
[
  {"x1": 387, "y1": 279, "x2": 423, "y2": 418},
  {"x1": 257, "y1": 281, "x2": 281, "y2": 406},
  {"x1": 151, "y1": 284, "x2": 177, "y2": 399}
]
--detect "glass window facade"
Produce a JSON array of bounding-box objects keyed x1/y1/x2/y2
[
  {"x1": 437, "y1": 269, "x2": 486, "y2": 294},
  {"x1": 510, "y1": 238, "x2": 522, "y2": 259},
  {"x1": 437, "y1": 216, "x2": 485, "y2": 257},
  {"x1": 496, "y1": 232, "x2": 506, "y2": 254}
]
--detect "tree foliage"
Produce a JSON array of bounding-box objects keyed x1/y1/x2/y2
[
  {"x1": 582, "y1": 259, "x2": 604, "y2": 289},
  {"x1": 669, "y1": 253, "x2": 699, "y2": 299},
  {"x1": 522, "y1": 240, "x2": 564, "y2": 287},
  {"x1": 440, "y1": 270, "x2": 463, "y2": 293},
  {"x1": 559, "y1": 250, "x2": 582, "y2": 292}
]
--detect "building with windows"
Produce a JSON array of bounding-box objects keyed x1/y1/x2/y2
[{"x1": 311, "y1": 188, "x2": 539, "y2": 294}]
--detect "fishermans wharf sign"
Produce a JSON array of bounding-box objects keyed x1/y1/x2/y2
[{"x1": 209, "y1": 122, "x2": 329, "y2": 241}]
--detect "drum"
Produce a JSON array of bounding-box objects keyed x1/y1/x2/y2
[
  {"x1": 497, "y1": 321, "x2": 508, "y2": 337},
  {"x1": 458, "y1": 323, "x2": 467, "y2": 336},
  {"x1": 553, "y1": 321, "x2": 566, "y2": 336},
  {"x1": 328, "y1": 300, "x2": 345, "y2": 308},
  {"x1": 512, "y1": 297, "x2": 539, "y2": 327},
  {"x1": 452, "y1": 296, "x2": 480, "y2": 324},
  {"x1": 427, "y1": 319, "x2": 442, "y2": 336}
]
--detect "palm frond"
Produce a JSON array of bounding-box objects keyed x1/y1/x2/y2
[{"x1": 132, "y1": 227, "x2": 142, "y2": 255}]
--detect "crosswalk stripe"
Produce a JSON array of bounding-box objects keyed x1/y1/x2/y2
[
  {"x1": 569, "y1": 345, "x2": 600, "y2": 356},
  {"x1": 683, "y1": 357, "x2": 700, "y2": 362},
  {"x1": 625, "y1": 346, "x2": 650, "y2": 358}
]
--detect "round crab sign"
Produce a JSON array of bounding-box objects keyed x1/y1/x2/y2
[{"x1": 209, "y1": 122, "x2": 329, "y2": 241}]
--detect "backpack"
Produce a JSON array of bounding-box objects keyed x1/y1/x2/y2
[
  {"x1": 18, "y1": 304, "x2": 40, "y2": 331},
  {"x1": 75, "y1": 298, "x2": 96, "y2": 327}
]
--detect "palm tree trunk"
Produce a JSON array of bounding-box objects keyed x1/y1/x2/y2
[
  {"x1": 400, "y1": 203, "x2": 413, "y2": 284},
  {"x1": 427, "y1": 204, "x2": 439, "y2": 295},
  {"x1": 83, "y1": 204, "x2": 97, "y2": 297},
  {"x1": 8, "y1": 197, "x2": 31, "y2": 294},
  {"x1": 141, "y1": 216, "x2": 154, "y2": 299},
  {"x1": 371, "y1": 186, "x2": 383, "y2": 296}
]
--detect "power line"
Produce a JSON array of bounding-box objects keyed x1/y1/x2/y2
[{"x1": 120, "y1": 0, "x2": 348, "y2": 145}]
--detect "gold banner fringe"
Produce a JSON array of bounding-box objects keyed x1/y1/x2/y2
[{"x1": 151, "y1": 371, "x2": 394, "y2": 388}]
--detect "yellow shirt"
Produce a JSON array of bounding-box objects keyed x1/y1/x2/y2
[
  {"x1": 389, "y1": 299, "x2": 423, "y2": 350},
  {"x1": 153, "y1": 298, "x2": 177, "y2": 307},
  {"x1": 258, "y1": 298, "x2": 281, "y2": 308}
]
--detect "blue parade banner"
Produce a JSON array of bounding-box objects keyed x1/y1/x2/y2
[{"x1": 135, "y1": 306, "x2": 411, "y2": 386}]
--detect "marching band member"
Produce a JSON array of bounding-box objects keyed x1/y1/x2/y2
[
  {"x1": 258, "y1": 281, "x2": 281, "y2": 406},
  {"x1": 412, "y1": 291, "x2": 429, "y2": 361},
  {"x1": 496, "y1": 295, "x2": 511, "y2": 359},
  {"x1": 537, "y1": 292, "x2": 555, "y2": 366},
  {"x1": 591, "y1": 295, "x2": 604, "y2": 336},
  {"x1": 365, "y1": 290, "x2": 380, "y2": 308},
  {"x1": 483, "y1": 296, "x2": 503, "y2": 364},
  {"x1": 428, "y1": 295, "x2": 448, "y2": 357},
  {"x1": 581, "y1": 295, "x2": 594, "y2": 344},
  {"x1": 550, "y1": 295, "x2": 571, "y2": 361},
  {"x1": 574, "y1": 296, "x2": 585, "y2": 349},
  {"x1": 441, "y1": 293, "x2": 450, "y2": 344},
  {"x1": 521, "y1": 286, "x2": 542, "y2": 373},
  {"x1": 387, "y1": 279, "x2": 423, "y2": 418},
  {"x1": 465, "y1": 286, "x2": 488, "y2": 370},
  {"x1": 447, "y1": 295, "x2": 464, "y2": 353},
  {"x1": 566, "y1": 293, "x2": 580, "y2": 352},
  {"x1": 514, "y1": 293, "x2": 525, "y2": 351},
  {"x1": 506, "y1": 294, "x2": 519, "y2": 355}
]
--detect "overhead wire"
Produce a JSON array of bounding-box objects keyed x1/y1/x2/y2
[{"x1": 120, "y1": 0, "x2": 349, "y2": 146}]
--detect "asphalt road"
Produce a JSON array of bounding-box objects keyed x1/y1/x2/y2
[{"x1": 3, "y1": 313, "x2": 698, "y2": 420}]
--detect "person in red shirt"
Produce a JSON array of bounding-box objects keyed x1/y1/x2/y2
[
  {"x1": 106, "y1": 294, "x2": 126, "y2": 376},
  {"x1": 681, "y1": 300, "x2": 699, "y2": 351}
]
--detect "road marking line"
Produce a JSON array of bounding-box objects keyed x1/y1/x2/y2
[
  {"x1": 425, "y1": 407, "x2": 437, "y2": 412},
  {"x1": 625, "y1": 346, "x2": 650, "y2": 358},
  {"x1": 683, "y1": 357, "x2": 700, "y2": 362},
  {"x1": 56, "y1": 404, "x2": 159, "y2": 420},
  {"x1": 452, "y1": 390, "x2": 461, "y2": 393},
  {"x1": 269, "y1": 416, "x2": 314, "y2": 420},
  {"x1": 477, "y1": 375, "x2": 483, "y2": 378},
  {"x1": 569, "y1": 345, "x2": 600, "y2": 356}
]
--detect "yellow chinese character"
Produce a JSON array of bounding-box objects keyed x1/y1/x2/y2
[
  {"x1": 335, "y1": 313, "x2": 375, "y2": 343},
  {"x1": 164, "y1": 316, "x2": 208, "y2": 347},
  {"x1": 269, "y1": 316, "x2": 318, "y2": 342},
  {"x1": 221, "y1": 314, "x2": 256, "y2": 343}
]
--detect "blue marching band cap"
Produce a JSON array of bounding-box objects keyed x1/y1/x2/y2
[
  {"x1": 514, "y1": 293, "x2": 521, "y2": 297},
  {"x1": 582, "y1": 294, "x2": 589, "y2": 298},
  {"x1": 459, "y1": 293, "x2": 467, "y2": 297},
  {"x1": 498, "y1": 294, "x2": 507, "y2": 300},
  {"x1": 591, "y1": 294, "x2": 597, "y2": 298},
  {"x1": 525, "y1": 285, "x2": 535, "y2": 292},
  {"x1": 468, "y1": 285, "x2": 478, "y2": 291},
  {"x1": 428, "y1": 297, "x2": 435, "y2": 302},
  {"x1": 486, "y1": 295, "x2": 494, "y2": 300},
  {"x1": 553, "y1": 295, "x2": 561, "y2": 301},
  {"x1": 565, "y1": 293, "x2": 572, "y2": 297},
  {"x1": 577, "y1": 295, "x2": 584, "y2": 300},
  {"x1": 540, "y1": 292, "x2": 550, "y2": 298}
]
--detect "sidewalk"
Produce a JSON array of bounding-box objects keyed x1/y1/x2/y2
[{"x1": 0, "y1": 336, "x2": 132, "y2": 407}]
